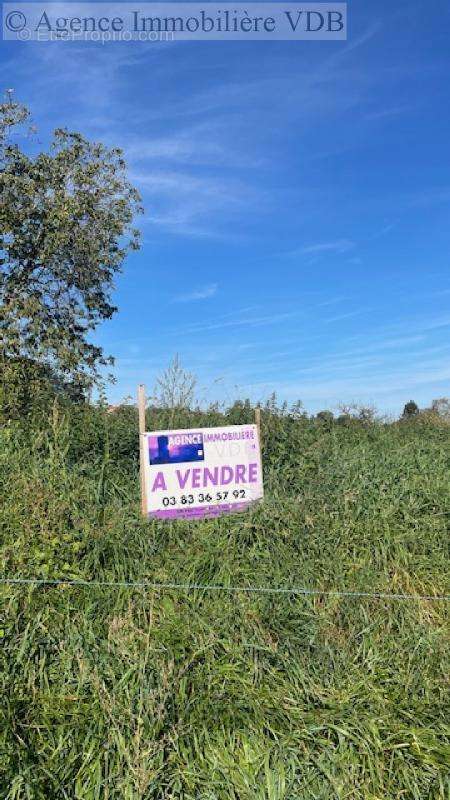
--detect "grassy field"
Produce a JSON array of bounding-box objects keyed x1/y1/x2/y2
[{"x1": 0, "y1": 403, "x2": 449, "y2": 799}]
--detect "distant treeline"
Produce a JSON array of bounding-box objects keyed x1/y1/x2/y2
[{"x1": 1, "y1": 355, "x2": 449, "y2": 435}]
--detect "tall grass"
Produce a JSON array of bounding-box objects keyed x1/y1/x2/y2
[{"x1": 0, "y1": 404, "x2": 449, "y2": 798}]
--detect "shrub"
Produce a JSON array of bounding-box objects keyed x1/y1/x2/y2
[{"x1": 402, "y1": 400, "x2": 420, "y2": 419}]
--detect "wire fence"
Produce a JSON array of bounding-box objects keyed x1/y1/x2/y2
[{"x1": 1, "y1": 577, "x2": 449, "y2": 602}]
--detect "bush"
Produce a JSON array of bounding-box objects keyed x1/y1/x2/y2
[{"x1": 402, "y1": 400, "x2": 420, "y2": 419}]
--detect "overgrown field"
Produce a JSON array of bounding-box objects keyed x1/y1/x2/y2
[{"x1": 1, "y1": 404, "x2": 449, "y2": 799}]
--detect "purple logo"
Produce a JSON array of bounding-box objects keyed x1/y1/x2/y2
[{"x1": 148, "y1": 432, "x2": 204, "y2": 465}]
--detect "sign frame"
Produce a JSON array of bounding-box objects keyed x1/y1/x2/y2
[{"x1": 137, "y1": 385, "x2": 263, "y2": 520}]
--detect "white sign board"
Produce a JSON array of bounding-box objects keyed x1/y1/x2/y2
[{"x1": 143, "y1": 424, "x2": 263, "y2": 519}]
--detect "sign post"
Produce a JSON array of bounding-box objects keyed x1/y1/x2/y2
[
  {"x1": 137, "y1": 384, "x2": 147, "y2": 518},
  {"x1": 255, "y1": 406, "x2": 261, "y2": 443}
]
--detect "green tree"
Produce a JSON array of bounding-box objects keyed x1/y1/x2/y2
[
  {"x1": 0, "y1": 356, "x2": 83, "y2": 421},
  {"x1": 0, "y1": 96, "x2": 142, "y2": 394},
  {"x1": 402, "y1": 400, "x2": 419, "y2": 419}
]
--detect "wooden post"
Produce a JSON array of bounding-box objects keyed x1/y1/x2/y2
[
  {"x1": 255, "y1": 406, "x2": 261, "y2": 446},
  {"x1": 138, "y1": 384, "x2": 147, "y2": 518}
]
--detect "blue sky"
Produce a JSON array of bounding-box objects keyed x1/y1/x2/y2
[{"x1": 2, "y1": 0, "x2": 450, "y2": 414}]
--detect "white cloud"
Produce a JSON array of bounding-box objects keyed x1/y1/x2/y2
[
  {"x1": 132, "y1": 169, "x2": 264, "y2": 237},
  {"x1": 364, "y1": 106, "x2": 411, "y2": 121},
  {"x1": 300, "y1": 239, "x2": 356, "y2": 255},
  {"x1": 125, "y1": 121, "x2": 262, "y2": 169},
  {"x1": 181, "y1": 310, "x2": 297, "y2": 334},
  {"x1": 172, "y1": 283, "x2": 218, "y2": 303}
]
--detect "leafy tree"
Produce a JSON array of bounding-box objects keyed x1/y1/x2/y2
[
  {"x1": 336, "y1": 403, "x2": 378, "y2": 426},
  {"x1": 0, "y1": 356, "x2": 73, "y2": 421},
  {"x1": 0, "y1": 95, "x2": 142, "y2": 394},
  {"x1": 402, "y1": 400, "x2": 419, "y2": 419}
]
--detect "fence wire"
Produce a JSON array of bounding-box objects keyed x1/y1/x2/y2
[{"x1": 1, "y1": 577, "x2": 449, "y2": 602}]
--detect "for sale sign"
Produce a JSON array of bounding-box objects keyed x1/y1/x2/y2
[{"x1": 143, "y1": 424, "x2": 263, "y2": 519}]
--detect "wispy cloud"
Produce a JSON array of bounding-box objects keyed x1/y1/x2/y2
[
  {"x1": 300, "y1": 239, "x2": 356, "y2": 256},
  {"x1": 172, "y1": 283, "x2": 218, "y2": 303},
  {"x1": 132, "y1": 169, "x2": 264, "y2": 237},
  {"x1": 235, "y1": 344, "x2": 450, "y2": 408},
  {"x1": 126, "y1": 121, "x2": 262, "y2": 169},
  {"x1": 324, "y1": 310, "x2": 367, "y2": 324},
  {"x1": 180, "y1": 309, "x2": 298, "y2": 335},
  {"x1": 364, "y1": 105, "x2": 411, "y2": 121}
]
